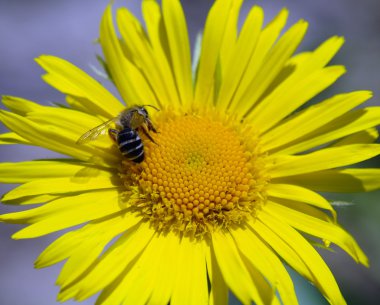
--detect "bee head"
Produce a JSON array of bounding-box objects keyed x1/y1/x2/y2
[
  {"x1": 120, "y1": 105, "x2": 159, "y2": 131},
  {"x1": 136, "y1": 106, "x2": 149, "y2": 119},
  {"x1": 138, "y1": 105, "x2": 159, "y2": 133}
]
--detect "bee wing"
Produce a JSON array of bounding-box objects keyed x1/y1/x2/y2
[{"x1": 76, "y1": 118, "x2": 118, "y2": 144}]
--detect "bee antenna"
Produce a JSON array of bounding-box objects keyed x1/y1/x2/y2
[{"x1": 142, "y1": 104, "x2": 160, "y2": 112}]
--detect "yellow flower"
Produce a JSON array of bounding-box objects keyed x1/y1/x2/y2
[{"x1": 1, "y1": 0, "x2": 379, "y2": 304}]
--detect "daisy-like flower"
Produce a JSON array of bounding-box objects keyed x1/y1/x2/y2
[{"x1": 1, "y1": 0, "x2": 380, "y2": 304}]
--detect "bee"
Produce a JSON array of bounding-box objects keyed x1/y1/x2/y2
[{"x1": 77, "y1": 105, "x2": 159, "y2": 163}]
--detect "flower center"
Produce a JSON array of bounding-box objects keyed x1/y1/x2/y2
[{"x1": 121, "y1": 111, "x2": 268, "y2": 237}]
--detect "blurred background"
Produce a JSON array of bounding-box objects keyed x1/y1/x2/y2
[{"x1": 0, "y1": 0, "x2": 379, "y2": 304}]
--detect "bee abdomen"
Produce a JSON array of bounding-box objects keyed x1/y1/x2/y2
[{"x1": 117, "y1": 128, "x2": 144, "y2": 163}]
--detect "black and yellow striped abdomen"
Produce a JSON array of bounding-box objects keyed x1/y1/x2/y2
[{"x1": 117, "y1": 128, "x2": 144, "y2": 163}]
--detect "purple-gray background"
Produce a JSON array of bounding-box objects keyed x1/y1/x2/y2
[{"x1": 1, "y1": 1, "x2": 380, "y2": 304}]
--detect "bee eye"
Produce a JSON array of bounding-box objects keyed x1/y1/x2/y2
[{"x1": 140, "y1": 108, "x2": 148, "y2": 117}]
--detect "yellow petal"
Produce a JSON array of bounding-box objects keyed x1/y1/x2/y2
[
  {"x1": 239, "y1": 35, "x2": 343, "y2": 121},
  {"x1": 56, "y1": 215, "x2": 139, "y2": 288},
  {"x1": 1, "y1": 189, "x2": 123, "y2": 238},
  {"x1": 205, "y1": 243, "x2": 228, "y2": 305},
  {"x1": 270, "y1": 197, "x2": 333, "y2": 225},
  {"x1": 2, "y1": 175, "x2": 117, "y2": 201},
  {"x1": 0, "y1": 132, "x2": 30, "y2": 145},
  {"x1": 268, "y1": 144, "x2": 380, "y2": 178},
  {"x1": 27, "y1": 109, "x2": 117, "y2": 152},
  {"x1": 35, "y1": 55, "x2": 123, "y2": 118},
  {"x1": 0, "y1": 160, "x2": 110, "y2": 184},
  {"x1": 255, "y1": 212, "x2": 347, "y2": 305},
  {"x1": 3, "y1": 95, "x2": 108, "y2": 136},
  {"x1": 93, "y1": 229, "x2": 162, "y2": 305},
  {"x1": 3, "y1": 194, "x2": 59, "y2": 206},
  {"x1": 35, "y1": 213, "x2": 140, "y2": 269},
  {"x1": 262, "y1": 36, "x2": 344, "y2": 97},
  {"x1": 194, "y1": 0, "x2": 234, "y2": 106},
  {"x1": 112, "y1": 233, "x2": 166, "y2": 305},
  {"x1": 0, "y1": 110, "x2": 118, "y2": 166},
  {"x1": 148, "y1": 233, "x2": 181, "y2": 305},
  {"x1": 246, "y1": 66, "x2": 346, "y2": 133},
  {"x1": 142, "y1": 0, "x2": 177, "y2": 104},
  {"x1": 142, "y1": 0, "x2": 168, "y2": 58},
  {"x1": 100, "y1": 6, "x2": 158, "y2": 106},
  {"x1": 162, "y1": 0, "x2": 193, "y2": 107},
  {"x1": 242, "y1": 257, "x2": 279, "y2": 305},
  {"x1": 261, "y1": 91, "x2": 372, "y2": 151},
  {"x1": 117, "y1": 8, "x2": 180, "y2": 108},
  {"x1": 217, "y1": 6, "x2": 264, "y2": 110},
  {"x1": 267, "y1": 183, "x2": 336, "y2": 220},
  {"x1": 331, "y1": 128, "x2": 379, "y2": 146},
  {"x1": 212, "y1": 230, "x2": 264, "y2": 305},
  {"x1": 58, "y1": 222, "x2": 154, "y2": 302},
  {"x1": 306, "y1": 35, "x2": 344, "y2": 68},
  {"x1": 274, "y1": 107, "x2": 380, "y2": 155},
  {"x1": 228, "y1": 8, "x2": 288, "y2": 114},
  {"x1": 219, "y1": 0, "x2": 244, "y2": 73},
  {"x1": 2, "y1": 95, "x2": 41, "y2": 114},
  {"x1": 231, "y1": 18, "x2": 308, "y2": 116},
  {"x1": 273, "y1": 168, "x2": 380, "y2": 192},
  {"x1": 171, "y1": 238, "x2": 208, "y2": 305},
  {"x1": 65, "y1": 95, "x2": 94, "y2": 114},
  {"x1": 231, "y1": 227, "x2": 298, "y2": 305},
  {"x1": 265, "y1": 201, "x2": 368, "y2": 266},
  {"x1": 234, "y1": 227, "x2": 298, "y2": 305},
  {"x1": 2, "y1": 96, "x2": 118, "y2": 153},
  {"x1": 142, "y1": 0, "x2": 179, "y2": 107},
  {"x1": 231, "y1": 227, "x2": 276, "y2": 281},
  {"x1": 250, "y1": 218, "x2": 312, "y2": 281}
]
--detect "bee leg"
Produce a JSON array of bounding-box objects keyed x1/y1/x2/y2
[
  {"x1": 141, "y1": 126, "x2": 158, "y2": 145},
  {"x1": 108, "y1": 129, "x2": 118, "y2": 143},
  {"x1": 146, "y1": 118, "x2": 158, "y2": 133}
]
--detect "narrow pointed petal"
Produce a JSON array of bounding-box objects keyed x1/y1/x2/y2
[
  {"x1": 171, "y1": 238, "x2": 208, "y2": 305},
  {"x1": 162, "y1": 0, "x2": 193, "y2": 106},
  {"x1": 194, "y1": 0, "x2": 234, "y2": 106},
  {"x1": 35, "y1": 213, "x2": 140, "y2": 270},
  {"x1": 100, "y1": 6, "x2": 158, "y2": 106},
  {"x1": 117, "y1": 8, "x2": 180, "y2": 108},
  {"x1": 2, "y1": 175, "x2": 118, "y2": 201},
  {"x1": 148, "y1": 233, "x2": 181, "y2": 305},
  {"x1": 254, "y1": 212, "x2": 347, "y2": 305},
  {"x1": 205, "y1": 244, "x2": 229, "y2": 305},
  {"x1": 59, "y1": 222, "x2": 154, "y2": 302},
  {"x1": 261, "y1": 91, "x2": 372, "y2": 151},
  {"x1": 331, "y1": 128, "x2": 379, "y2": 146},
  {"x1": 246, "y1": 66, "x2": 346, "y2": 133},
  {"x1": 273, "y1": 168, "x2": 380, "y2": 192},
  {"x1": 0, "y1": 110, "x2": 118, "y2": 166},
  {"x1": 0, "y1": 160, "x2": 108, "y2": 184},
  {"x1": 230, "y1": 17, "x2": 307, "y2": 116},
  {"x1": 234, "y1": 227, "x2": 299, "y2": 305},
  {"x1": 267, "y1": 183, "x2": 336, "y2": 219},
  {"x1": 268, "y1": 144, "x2": 380, "y2": 178},
  {"x1": 1, "y1": 189, "x2": 124, "y2": 238},
  {"x1": 35, "y1": 56, "x2": 123, "y2": 118},
  {"x1": 228, "y1": 8, "x2": 289, "y2": 114},
  {"x1": 0, "y1": 132, "x2": 30, "y2": 145},
  {"x1": 219, "y1": 0, "x2": 244, "y2": 71},
  {"x1": 231, "y1": 227, "x2": 298, "y2": 305},
  {"x1": 56, "y1": 215, "x2": 139, "y2": 288},
  {"x1": 212, "y1": 231, "x2": 265, "y2": 305},
  {"x1": 217, "y1": 6, "x2": 264, "y2": 110},
  {"x1": 265, "y1": 201, "x2": 368, "y2": 266},
  {"x1": 274, "y1": 107, "x2": 380, "y2": 154}
]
